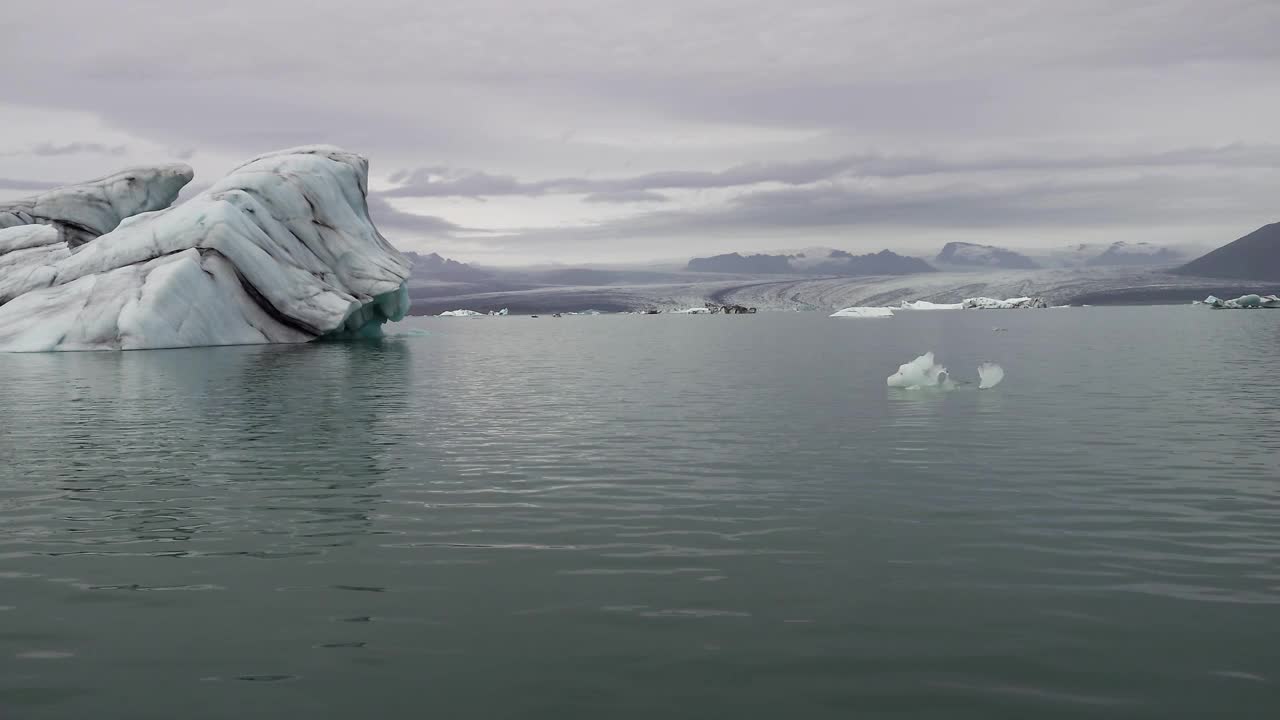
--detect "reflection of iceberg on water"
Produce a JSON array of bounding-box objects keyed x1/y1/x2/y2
[
  {"x1": 887, "y1": 352, "x2": 1005, "y2": 390},
  {"x1": 1199, "y1": 294, "x2": 1280, "y2": 309},
  {"x1": 830, "y1": 306, "x2": 894, "y2": 318}
]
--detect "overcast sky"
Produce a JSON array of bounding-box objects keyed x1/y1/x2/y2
[{"x1": 2, "y1": 0, "x2": 1277, "y2": 264}]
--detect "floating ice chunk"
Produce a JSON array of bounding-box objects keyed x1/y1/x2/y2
[
  {"x1": 438, "y1": 309, "x2": 483, "y2": 317},
  {"x1": 831, "y1": 306, "x2": 894, "y2": 318},
  {"x1": 977, "y1": 362, "x2": 1005, "y2": 389},
  {"x1": 888, "y1": 352, "x2": 1006, "y2": 390},
  {"x1": 886, "y1": 352, "x2": 954, "y2": 389},
  {"x1": 671, "y1": 307, "x2": 713, "y2": 314},
  {"x1": 488, "y1": 308, "x2": 509, "y2": 316},
  {"x1": 1200, "y1": 293, "x2": 1280, "y2": 309},
  {"x1": 899, "y1": 300, "x2": 964, "y2": 310}
]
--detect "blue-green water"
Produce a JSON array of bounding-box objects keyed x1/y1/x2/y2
[{"x1": 2, "y1": 308, "x2": 1278, "y2": 719}]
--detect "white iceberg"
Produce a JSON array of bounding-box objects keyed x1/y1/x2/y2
[
  {"x1": 899, "y1": 300, "x2": 964, "y2": 310},
  {"x1": 671, "y1": 307, "x2": 713, "y2": 314},
  {"x1": 977, "y1": 362, "x2": 1005, "y2": 389},
  {"x1": 439, "y1": 309, "x2": 483, "y2": 317},
  {"x1": 887, "y1": 352, "x2": 954, "y2": 389},
  {"x1": 887, "y1": 352, "x2": 1005, "y2": 390},
  {"x1": 830, "y1": 306, "x2": 894, "y2": 318},
  {"x1": 2, "y1": 164, "x2": 194, "y2": 247},
  {"x1": 0, "y1": 146, "x2": 411, "y2": 352}
]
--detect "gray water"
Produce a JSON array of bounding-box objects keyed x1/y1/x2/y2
[{"x1": 2, "y1": 308, "x2": 1278, "y2": 719}]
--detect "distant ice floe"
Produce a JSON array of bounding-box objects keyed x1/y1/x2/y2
[
  {"x1": 1199, "y1": 294, "x2": 1280, "y2": 309},
  {"x1": 438, "y1": 309, "x2": 483, "y2": 317},
  {"x1": 671, "y1": 307, "x2": 714, "y2": 314},
  {"x1": 835, "y1": 296, "x2": 1048, "y2": 318},
  {"x1": 830, "y1": 306, "x2": 895, "y2": 318},
  {"x1": 961, "y1": 296, "x2": 1048, "y2": 309},
  {"x1": 887, "y1": 352, "x2": 1005, "y2": 390},
  {"x1": 899, "y1": 300, "x2": 964, "y2": 310}
]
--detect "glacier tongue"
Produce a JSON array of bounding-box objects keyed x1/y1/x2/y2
[{"x1": 0, "y1": 145, "x2": 411, "y2": 352}]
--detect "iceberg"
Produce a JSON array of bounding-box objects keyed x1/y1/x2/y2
[
  {"x1": 887, "y1": 352, "x2": 1006, "y2": 390},
  {"x1": 961, "y1": 296, "x2": 1048, "y2": 309},
  {"x1": 0, "y1": 146, "x2": 411, "y2": 352},
  {"x1": 2, "y1": 165, "x2": 194, "y2": 247},
  {"x1": 830, "y1": 306, "x2": 894, "y2": 318},
  {"x1": 887, "y1": 352, "x2": 953, "y2": 389},
  {"x1": 899, "y1": 300, "x2": 964, "y2": 310},
  {"x1": 894, "y1": 297, "x2": 1047, "y2": 311},
  {"x1": 439, "y1": 309, "x2": 484, "y2": 317},
  {"x1": 671, "y1": 307, "x2": 713, "y2": 314},
  {"x1": 977, "y1": 362, "x2": 1005, "y2": 389},
  {"x1": 1201, "y1": 293, "x2": 1280, "y2": 309}
]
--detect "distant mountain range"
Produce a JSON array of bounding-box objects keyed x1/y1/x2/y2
[
  {"x1": 1174, "y1": 222, "x2": 1280, "y2": 281},
  {"x1": 686, "y1": 252, "x2": 794, "y2": 274},
  {"x1": 935, "y1": 242, "x2": 1038, "y2": 270},
  {"x1": 686, "y1": 249, "x2": 934, "y2": 276},
  {"x1": 1085, "y1": 241, "x2": 1181, "y2": 267},
  {"x1": 403, "y1": 251, "x2": 492, "y2": 281}
]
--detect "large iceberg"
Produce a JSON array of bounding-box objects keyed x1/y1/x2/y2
[{"x1": 0, "y1": 146, "x2": 411, "y2": 352}]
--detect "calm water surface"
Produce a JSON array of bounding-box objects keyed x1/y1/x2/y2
[{"x1": 1, "y1": 308, "x2": 1278, "y2": 719}]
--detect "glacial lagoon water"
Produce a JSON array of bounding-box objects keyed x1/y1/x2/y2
[{"x1": 1, "y1": 308, "x2": 1278, "y2": 719}]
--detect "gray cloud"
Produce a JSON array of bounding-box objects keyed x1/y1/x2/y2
[
  {"x1": 0, "y1": 178, "x2": 64, "y2": 192},
  {"x1": 583, "y1": 190, "x2": 669, "y2": 204},
  {"x1": 0, "y1": 0, "x2": 1276, "y2": 262},
  {"x1": 365, "y1": 195, "x2": 465, "y2": 236},
  {"x1": 384, "y1": 144, "x2": 1280, "y2": 198},
  {"x1": 1, "y1": 142, "x2": 129, "y2": 158},
  {"x1": 29, "y1": 142, "x2": 128, "y2": 157}
]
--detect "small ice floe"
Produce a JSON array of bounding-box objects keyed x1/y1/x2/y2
[
  {"x1": 977, "y1": 362, "x2": 1005, "y2": 389},
  {"x1": 438, "y1": 309, "x2": 483, "y2": 317},
  {"x1": 830, "y1": 306, "x2": 894, "y2": 318},
  {"x1": 670, "y1": 307, "x2": 713, "y2": 314},
  {"x1": 887, "y1": 352, "x2": 1005, "y2": 390},
  {"x1": 1200, "y1": 294, "x2": 1280, "y2": 309}
]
